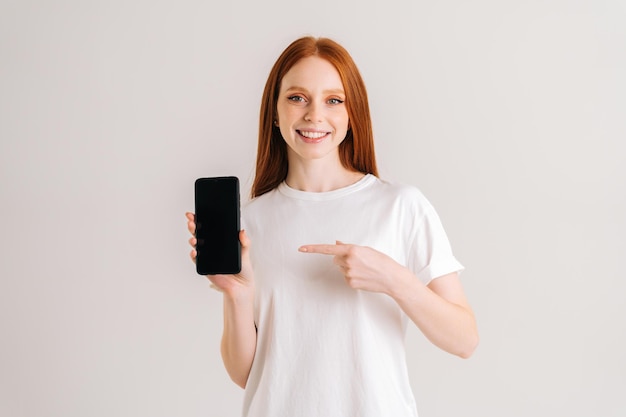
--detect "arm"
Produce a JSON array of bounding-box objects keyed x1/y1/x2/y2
[
  {"x1": 220, "y1": 286, "x2": 257, "y2": 388},
  {"x1": 299, "y1": 243, "x2": 478, "y2": 358},
  {"x1": 186, "y1": 213, "x2": 257, "y2": 388},
  {"x1": 388, "y1": 268, "x2": 478, "y2": 358}
]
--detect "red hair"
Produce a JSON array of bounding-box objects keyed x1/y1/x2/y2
[{"x1": 251, "y1": 36, "x2": 378, "y2": 198}]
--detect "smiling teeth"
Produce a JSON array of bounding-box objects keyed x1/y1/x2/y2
[{"x1": 299, "y1": 131, "x2": 327, "y2": 139}]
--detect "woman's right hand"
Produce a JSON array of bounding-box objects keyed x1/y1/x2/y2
[{"x1": 186, "y1": 212, "x2": 254, "y2": 295}]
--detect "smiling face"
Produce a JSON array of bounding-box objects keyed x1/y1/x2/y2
[{"x1": 276, "y1": 56, "x2": 350, "y2": 166}]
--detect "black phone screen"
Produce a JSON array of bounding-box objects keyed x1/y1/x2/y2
[{"x1": 194, "y1": 177, "x2": 241, "y2": 275}]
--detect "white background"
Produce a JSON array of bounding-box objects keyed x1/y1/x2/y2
[{"x1": 1, "y1": 1, "x2": 624, "y2": 416}]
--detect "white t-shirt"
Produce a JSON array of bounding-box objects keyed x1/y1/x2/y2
[{"x1": 240, "y1": 174, "x2": 463, "y2": 417}]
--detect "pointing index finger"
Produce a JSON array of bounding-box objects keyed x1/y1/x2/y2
[{"x1": 299, "y1": 243, "x2": 348, "y2": 255}]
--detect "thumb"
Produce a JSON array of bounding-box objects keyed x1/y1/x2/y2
[
  {"x1": 335, "y1": 240, "x2": 347, "y2": 246},
  {"x1": 240, "y1": 230, "x2": 252, "y2": 249}
]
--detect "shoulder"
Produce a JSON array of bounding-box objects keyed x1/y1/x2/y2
[
  {"x1": 370, "y1": 176, "x2": 434, "y2": 215},
  {"x1": 240, "y1": 188, "x2": 281, "y2": 232},
  {"x1": 242, "y1": 187, "x2": 280, "y2": 213}
]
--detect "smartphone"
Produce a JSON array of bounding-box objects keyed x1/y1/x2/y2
[{"x1": 194, "y1": 176, "x2": 241, "y2": 275}]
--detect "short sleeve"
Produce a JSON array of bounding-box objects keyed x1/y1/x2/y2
[{"x1": 407, "y1": 203, "x2": 464, "y2": 286}]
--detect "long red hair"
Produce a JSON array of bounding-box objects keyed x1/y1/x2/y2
[{"x1": 251, "y1": 36, "x2": 378, "y2": 198}]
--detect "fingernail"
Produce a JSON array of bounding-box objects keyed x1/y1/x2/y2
[{"x1": 298, "y1": 247, "x2": 308, "y2": 252}]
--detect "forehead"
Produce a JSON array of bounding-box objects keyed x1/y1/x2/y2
[{"x1": 280, "y1": 56, "x2": 344, "y2": 91}]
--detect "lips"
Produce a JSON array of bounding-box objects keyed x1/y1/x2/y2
[{"x1": 297, "y1": 130, "x2": 329, "y2": 143}]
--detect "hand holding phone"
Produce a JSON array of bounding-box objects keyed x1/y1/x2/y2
[{"x1": 194, "y1": 176, "x2": 241, "y2": 275}]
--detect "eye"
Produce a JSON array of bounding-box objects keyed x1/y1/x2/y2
[
  {"x1": 287, "y1": 95, "x2": 305, "y2": 102},
  {"x1": 327, "y1": 98, "x2": 344, "y2": 105}
]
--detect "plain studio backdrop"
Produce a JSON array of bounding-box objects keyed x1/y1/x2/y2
[{"x1": 1, "y1": 1, "x2": 624, "y2": 416}]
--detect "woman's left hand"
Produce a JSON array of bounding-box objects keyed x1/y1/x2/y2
[
  {"x1": 301, "y1": 241, "x2": 478, "y2": 358},
  {"x1": 299, "y1": 241, "x2": 406, "y2": 295}
]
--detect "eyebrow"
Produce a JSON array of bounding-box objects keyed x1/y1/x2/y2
[{"x1": 284, "y1": 86, "x2": 345, "y2": 95}]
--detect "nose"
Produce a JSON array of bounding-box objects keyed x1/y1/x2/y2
[{"x1": 304, "y1": 101, "x2": 323, "y2": 122}]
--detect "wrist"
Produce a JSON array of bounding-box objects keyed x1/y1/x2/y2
[
  {"x1": 387, "y1": 265, "x2": 422, "y2": 302},
  {"x1": 223, "y1": 283, "x2": 255, "y2": 304}
]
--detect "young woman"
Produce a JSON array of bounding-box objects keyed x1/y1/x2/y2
[{"x1": 186, "y1": 36, "x2": 478, "y2": 417}]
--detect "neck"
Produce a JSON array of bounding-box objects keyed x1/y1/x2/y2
[{"x1": 285, "y1": 156, "x2": 365, "y2": 193}]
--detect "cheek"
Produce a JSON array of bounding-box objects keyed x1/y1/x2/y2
[
  {"x1": 333, "y1": 113, "x2": 350, "y2": 131},
  {"x1": 276, "y1": 105, "x2": 298, "y2": 125}
]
